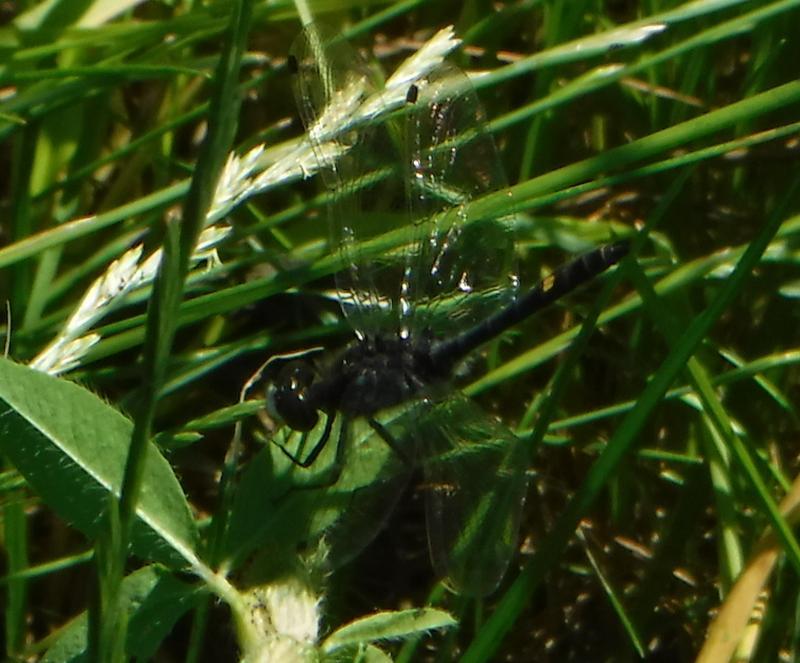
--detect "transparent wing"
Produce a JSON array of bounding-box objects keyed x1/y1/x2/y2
[
  {"x1": 402, "y1": 65, "x2": 518, "y2": 337},
  {"x1": 223, "y1": 413, "x2": 411, "y2": 571},
  {"x1": 290, "y1": 25, "x2": 412, "y2": 336},
  {"x1": 316, "y1": 416, "x2": 414, "y2": 569},
  {"x1": 291, "y1": 26, "x2": 517, "y2": 338},
  {"x1": 415, "y1": 393, "x2": 529, "y2": 595}
]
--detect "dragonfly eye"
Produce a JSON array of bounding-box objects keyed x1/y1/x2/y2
[{"x1": 266, "y1": 361, "x2": 319, "y2": 432}]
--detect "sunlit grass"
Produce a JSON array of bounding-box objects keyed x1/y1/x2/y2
[{"x1": 1, "y1": 1, "x2": 800, "y2": 661}]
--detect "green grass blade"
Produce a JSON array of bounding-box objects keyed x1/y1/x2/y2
[{"x1": 462, "y1": 170, "x2": 799, "y2": 663}]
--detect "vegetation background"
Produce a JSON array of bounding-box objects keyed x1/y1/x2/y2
[{"x1": 1, "y1": 0, "x2": 799, "y2": 661}]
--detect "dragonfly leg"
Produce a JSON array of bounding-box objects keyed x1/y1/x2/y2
[
  {"x1": 274, "y1": 412, "x2": 336, "y2": 468},
  {"x1": 272, "y1": 414, "x2": 351, "y2": 495},
  {"x1": 367, "y1": 417, "x2": 413, "y2": 468}
]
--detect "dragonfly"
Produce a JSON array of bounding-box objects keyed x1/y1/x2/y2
[{"x1": 268, "y1": 25, "x2": 628, "y2": 595}]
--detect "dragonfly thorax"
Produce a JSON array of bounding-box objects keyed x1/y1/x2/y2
[
  {"x1": 332, "y1": 334, "x2": 451, "y2": 417},
  {"x1": 268, "y1": 334, "x2": 453, "y2": 432}
]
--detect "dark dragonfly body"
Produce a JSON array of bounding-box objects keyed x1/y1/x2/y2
[
  {"x1": 270, "y1": 241, "x2": 628, "y2": 434},
  {"x1": 272, "y1": 24, "x2": 629, "y2": 595}
]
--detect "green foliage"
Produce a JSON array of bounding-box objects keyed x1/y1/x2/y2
[
  {"x1": 0, "y1": 357, "x2": 198, "y2": 566},
  {"x1": 1, "y1": 0, "x2": 800, "y2": 661}
]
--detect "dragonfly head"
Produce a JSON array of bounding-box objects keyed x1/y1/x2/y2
[{"x1": 266, "y1": 360, "x2": 319, "y2": 432}]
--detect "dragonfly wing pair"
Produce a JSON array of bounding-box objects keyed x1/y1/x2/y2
[{"x1": 289, "y1": 24, "x2": 528, "y2": 595}]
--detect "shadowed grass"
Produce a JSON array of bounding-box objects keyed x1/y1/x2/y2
[{"x1": 1, "y1": 0, "x2": 800, "y2": 661}]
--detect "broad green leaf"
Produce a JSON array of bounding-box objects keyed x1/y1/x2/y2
[
  {"x1": 323, "y1": 644, "x2": 393, "y2": 663},
  {"x1": 0, "y1": 357, "x2": 199, "y2": 567},
  {"x1": 41, "y1": 565, "x2": 203, "y2": 662},
  {"x1": 223, "y1": 414, "x2": 404, "y2": 570},
  {"x1": 322, "y1": 608, "x2": 456, "y2": 652}
]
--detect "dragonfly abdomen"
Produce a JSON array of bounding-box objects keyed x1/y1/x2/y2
[{"x1": 431, "y1": 241, "x2": 629, "y2": 367}]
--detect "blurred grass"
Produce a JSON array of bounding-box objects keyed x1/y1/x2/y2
[{"x1": 2, "y1": 0, "x2": 800, "y2": 661}]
